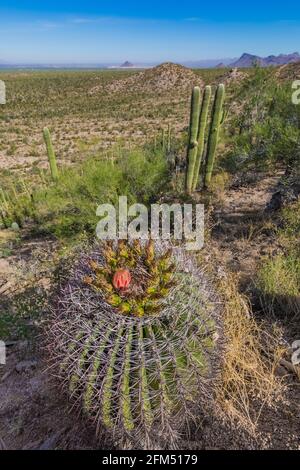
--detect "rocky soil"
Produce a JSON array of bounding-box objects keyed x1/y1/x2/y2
[{"x1": 92, "y1": 63, "x2": 204, "y2": 94}]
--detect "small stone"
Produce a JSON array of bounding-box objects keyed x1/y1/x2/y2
[
  {"x1": 275, "y1": 365, "x2": 288, "y2": 377},
  {"x1": 11, "y1": 222, "x2": 20, "y2": 231},
  {"x1": 38, "y1": 429, "x2": 66, "y2": 450},
  {"x1": 22, "y1": 440, "x2": 42, "y2": 450},
  {"x1": 15, "y1": 359, "x2": 38, "y2": 373}
]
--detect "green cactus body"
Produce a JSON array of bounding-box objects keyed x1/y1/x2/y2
[
  {"x1": 138, "y1": 325, "x2": 154, "y2": 428},
  {"x1": 102, "y1": 325, "x2": 124, "y2": 428},
  {"x1": 146, "y1": 324, "x2": 173, "y2": 414},
  {"x1": 120, "y1": 325, "x2": 134, "y2": 431},
  {"x1": 60, "y1": 331, "x2": 85, "y2": 373},
  {"x1": 49, "y1": 241, "x2": 221, "y2": 446},
  {"x1": 0, "y1": 188, "x2": 9, "y2": 211},
  {"x1": 43, "y1": 127, "x2": 59, "y2": 182},
  {"x1": 185, "y1": 86, "x2": 201, "y2": 194},
  {"x1": 83, "y1": 326, "x2": 114, "y2": 412},
  {"x1": 167, "y1": 123, "x2": 171, "y2": 153},
  {"x1": 192, "y1": 85, "x2": 212, "y2": 191},
  {"x1": 69, "y1": 327, "x2": 102, "y2": 394},
  {"x1": 0, "y1": 188, "x2": 10, "y2": 228},
  {"x1": 204, "y1": 84, "x2": 225, "y2": 188}
]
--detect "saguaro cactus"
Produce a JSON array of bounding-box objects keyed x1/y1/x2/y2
[
  {"x1": 167, "y1": 123, "x2": 172, "y2": 153},
  {"x1": 48, "y1": 240, "x2": 221, "y2": 448},
  {"x1": 204, "y1": 84, "x2": 225, "y2": 188},
  {"x1": 185, "y1": 86, "x2": 201, "y2": 194},
  {"x1": 43, "y1": 127, "x2": 58, "y2": 182},
  {"x1": 192, "y1": 85, "x2": 212, "y2": 191}
]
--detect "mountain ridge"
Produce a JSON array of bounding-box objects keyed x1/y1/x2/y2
[{"x1": 230, "y1": 52, "x2": 300, "y2": 68}]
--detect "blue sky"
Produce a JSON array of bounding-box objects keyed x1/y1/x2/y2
[{"x1": 1, "y1": 1, "x2": 300, "y2": 63}]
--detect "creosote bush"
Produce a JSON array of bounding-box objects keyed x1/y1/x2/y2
[
  {"x1": 47, "y1": 240, "x2": 222, "y2": 448},
  {"x1": 1, "y1": 147, "x2": 169, "y2": 238}
]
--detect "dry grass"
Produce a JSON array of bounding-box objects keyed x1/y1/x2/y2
[{"x1": 216, "y1": 273, "x2": 286, "y2": 435}]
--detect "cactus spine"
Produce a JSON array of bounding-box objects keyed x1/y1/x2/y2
[
  {"x1": 192, "y1": 86, "x2": 212, "y2": 191},
  {"x1": 43, "y1": 127, "x2": 58, "y2": 182},
  {"x1": 204, "y1": 84, "x2": 225, "y2": 188},
  {"x1": 185, "y1": 86, "x2": 201, "y2": 193}
]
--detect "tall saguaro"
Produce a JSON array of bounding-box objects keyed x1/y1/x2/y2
[
  {"x1": 185, "y1": 86, "x2": 201, "y2": 194},
  {"x1": 204, "y1": 84, "x2": 225, "y2": 188},
  {"x1": 192, "y1": 85, "x2": 212, "y2": 191}
]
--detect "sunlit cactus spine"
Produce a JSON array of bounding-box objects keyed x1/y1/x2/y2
[
  {"x1": 192, "y1": 85, "x2": 212, "y2": 191},
  {"x1": 43, "y1": 127, "x2": 58, "y2": 182},
  {"x1": 185, "y1": 86, "x2": 201, "y2": 194},
  {"x1": 48, "y1": 240, "x2": 222, "y2": 449},
  {"x1": 204, "y1": 84, "x2": 225, "y2": 188}
]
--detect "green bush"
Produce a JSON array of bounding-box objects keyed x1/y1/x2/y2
[
  {"x1": 257, "y1": 201, "x2": 300, "y2": 318},
  {"x1": 15, "y1": 147, "x2": 169, "y2": 239},
  {"x1": 225, "y1": 68, "x2": 300, "y2": 171}
]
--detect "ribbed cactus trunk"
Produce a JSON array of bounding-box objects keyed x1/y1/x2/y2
[
  {"x1": 167, "y1": 123, "x2": 171, "y2": 153},
  {"x1": 43, "y1": 127, "x2": 58, "y2": 182},
  {"x1": 161, "y1": 128, "x2": 166, "y2": 153},
  {"x1": 192, "y1": 85, "x2": 212, "y2": 192},
  {"x1": 204, "y1": 84, "x2": 225, "y2": 189},
  {"x1": 185, "y1": 86, "x2": 201, "y2": 194}
]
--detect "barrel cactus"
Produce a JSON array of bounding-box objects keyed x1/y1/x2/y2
[{"x1": 48, "y1": 240, "x2": 222, "y2": 448}]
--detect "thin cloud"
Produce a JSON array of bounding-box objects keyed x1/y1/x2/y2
[
  {"x1": 184, "y1": 17, "x2": 203, "y2": 22},
  {"x1": 69, "y1": 17, "x2": 96, "y2": 24},
  {"x1": 37, "y1": 21, "x2": 62, "y2": 30}
]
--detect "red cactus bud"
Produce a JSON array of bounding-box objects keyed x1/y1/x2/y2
[{"x1": 113, "y1": 269, "x2": 131, "y2": 290}]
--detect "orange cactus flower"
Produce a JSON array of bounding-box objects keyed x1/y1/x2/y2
[{"x1": 113, "y1": 269, "x2": 131, "y2": 290}]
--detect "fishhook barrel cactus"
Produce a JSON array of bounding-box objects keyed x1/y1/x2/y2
[{"x1": 48, "y1": 240, "x2": 222, "y2": 448}]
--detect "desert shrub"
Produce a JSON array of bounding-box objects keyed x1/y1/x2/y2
[
  {"x1": 257, "y1": 201, "x2": 300, "y2": 318},
  {"x1": 6, "y1": 147, "x2": 169, "y2": 239},
  {"x1": 47, "y1": 240, "x2": 222, "y2": 448},
  {"x1": 224, "y1": 67, "x2": 300, "y2": 171},
  {"x1": 0, "y1": 288, "x2": 46, "y2": 340},
  {"x1": 257, "y1": 255, "x2": 300, "y2": 318}
]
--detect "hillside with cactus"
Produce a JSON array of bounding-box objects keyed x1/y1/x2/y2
[
  {"x1": 103, "y1": 62, "x2": 204, "y2": 93},
  {"x1": 0, "y1": 61, "x2": 300, "y2": 450}
]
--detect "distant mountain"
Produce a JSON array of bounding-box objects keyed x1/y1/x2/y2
[
  {"x1": 230, "y1": 52, "x2": 300, "y2": 68},
  {"x1": 120, "y1": 61, "x2": 135, "y2": 68},
  {"x1": 183, "y1": 58, "x2": 235, "y2": 68},
  {"x1": 215, "y1": 63, "x2": 227, "y2": 69},
  {"x1": 264, "y1": 52, "x2": 300, "y2": 66}
]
